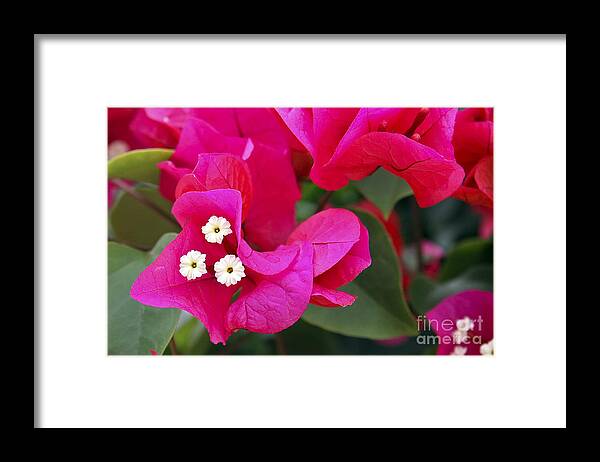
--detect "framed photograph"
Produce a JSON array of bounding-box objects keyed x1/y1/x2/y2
[{"x1": 35, "y1": 35, "x2": 566, "y2": 428}]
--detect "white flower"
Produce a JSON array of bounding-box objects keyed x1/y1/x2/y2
[
  {"x1": 452, "y1": 329, "x2": 469, "y2": 344},
  {"x1": 108, "y1": 140, "x2": 130, "y2": 159},
  {"x1": 455, "y1": 316, "x2": 474, "y2": 332},
  {"x1": 451, "y1": 346, "x2": 468, "y2": 355},
  {"x1": 480, "y1": 340, "x2": 494, "y2": 356},
  {"x1": 214, "y1": 254, "x2": 246, "y2": 287},
  {"x1": 201, "y1": 216, "x2": 233, "y2": 244},
  {"x1": 179, "y1": 250, "x2": 207, "y2": 281}
]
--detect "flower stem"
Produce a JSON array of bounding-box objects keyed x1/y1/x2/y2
[
  {"x1": 168, "y1": 336, "x2": 178, "y2": 355},
  {"x1": 274, "y1": 334, "x2": 287, "y2": 355},
  {"x1": 411, "y1": 198, "x2": 424, "y2": 273},
  {"x1": 315, "y1": 190, "x2": 334, "y2": 213}
]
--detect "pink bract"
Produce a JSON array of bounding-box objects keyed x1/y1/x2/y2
[
  {"x1": 287, "y1": 209, "x2": 371, "y2": 308},
  {"x1": 130, "y1": 189, "x2": 313, "y2": 344},
  {"x1": 276, "y1": 108, "x2": 465, "y2": 207},
  {"x1": 426, "y1": 290, "x2": 493, "y2": 355},
  {"x1": 157, "y1": 114, "x2": 300, "y2": 251},
  {"x1": 452, "y1": 108, "x2": 494, "y2": 208},
  {"x1": 130, "y1": 190, "x2": 371, "y2": 344}
]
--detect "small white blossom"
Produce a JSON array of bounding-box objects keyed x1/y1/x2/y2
[
  {"x1": 108, "y1": 140, "x2": 130, "y2": 159},
  {"x1": 451, "y1": 346, "x2": 468, "y2": 355},
  {"x1": 480, "y1": 340, "x2": 494, "y2": 356},
  {"x1": 456, "y1": 316, "x2": 474, "y2": 332},
  {"x1": 452, "y1": 329, "x2": 469, "y2": 344},
  {"x1": 179, "y1": 250, "x2": 207, "y2": 281},
  {"x1": 201, "y1": 216, "x2": 233, "y2": 244},
  {"x1": 214, "y1": 254, "x2": 246, "y2": 287}
]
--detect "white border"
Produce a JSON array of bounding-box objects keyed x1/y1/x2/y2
[{"x1": 36, "y1": 36, "x2": 566, "y2": 428}]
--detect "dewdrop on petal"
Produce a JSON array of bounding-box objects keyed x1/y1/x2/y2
[
  {"x1": 201, "y1": 215, "x2": 233, "y2": 244},
  {"x1": 214, "y1": 254, "x2": 246, "y2": 287}
]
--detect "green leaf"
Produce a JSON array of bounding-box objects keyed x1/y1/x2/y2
[
  {"x1": 174, "y1": 317, "x2": 211, "y2": 355},
  {"x1": 407, "y1": 274, "x2": 439, "y2": 314},
  {"x1": 108, "y1": 148, "x2": 173, "y2": 184},
  {"x1": 353, "y1": 168, "x2": 413, "y2": 219},
  {"x1": 438, "y1": 238, "x2": 493, "y2": 281},
  {"x1": 108, "y1": 233, "x2": 180, "y2": 355},
  {"x1": 109, "y1": 185, "x2": 179, "y2": 250},
  {"x1": 277, "y1": 320, "x2": 340, "y2": 354},
  {"x1": 409, "y1": 264, "x2": 493, "y2": 315},
  {"x1": 302, "y1": 208, "x2": 418, "y2": 339}
]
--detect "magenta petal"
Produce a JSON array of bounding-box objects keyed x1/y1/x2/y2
[
  {"x1": 237, "y1": 240, "x2": 298, "y2": 275},
  {"x1": 144, "y1": 108, "x2": 197, "y2": 130},
  {"x1": 453, "y1": 185, "x2": 493, "y2": 208},
  {"x1": 312, "y1": 108, "x2": 359, "y2": 165},
  {"x1": 158, "y1": 161, "x2": 192, "y2": 202},
  {"x1": 172, "y1": 189, "x2": 243, "y2": 251},
  {"x1": 453, "y1": 108, "x2": 494, "y2": 170},
  {"x1": 226, "y1": 242, "x2": 314, "y2": 334},
  {"x1": 314, "y1": 218, "x2": 371, "y2": 289},
  {"x1": 340, "y1": 132, "x2": 465, "y2": 207},
  {"x1": 108, "y1": 108, "x2": 139, "y2": 146},
  {"x1": 130, "y1": 225, "x2": 234, "y2": 344},
  {"x1": 474, "y1": 155, "x2": 493, "y2": 202},
  {"x1": 287, "y1": 208, "x2": 362, "y2": 277},
  {"x1": 310, "y1": 284, "x2": 356, "y2": 308},
  {"x1": 415, "y1": 108, "x2": 458, "y2": 160},
  {"x1": 170, "y1": 117, "x2": 254, "y2": 170},
  {"x1": 275, "y1": 108, "x2": 316, "y2": 153},
  {"x1": 332, "y1": 108, "x2": 406, "y2": 158},
  {"x1": 182, "y1": 109, "x2": 240, "y2": 136},
  {"x1": 174, "y1": 172, "x2": 203, "y2": 199},
  {"x1": 234, "y1": 108, "x2": 293, "y2": 149},
  {"x1": 189, "y1": 108, "x2": 291, "y2": 149},
  {"x1": 129, "y1": 109, "x2": 180, "y2": 148},
  {"x1": 175, "y1": 153, "x2": 254, "y2": 219},
  {"x1": 242, "y1": 143, "x2": 300, "y2": 250},
  {"x1": 426, "y1": 290, "x2": 494, "y2": 355}
]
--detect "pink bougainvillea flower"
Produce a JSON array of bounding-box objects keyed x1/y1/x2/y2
[
  {"x1": 107, "y1": 109, "x2": 141, "y2": 208},
  {"x1": 175, "y1": 153, "x2": 254, "y2": 219},
  {"x1": 424, "y1": 290, "x2": 494, "y2": 355},
  {"x1": 128, "y1": 108, "x2": 190, "y2": 149},
  {"x1": 276, "y1": 108, "x2": 465, "y2": 207},
  {"x1": 108, "y1": 108, "x2": 139, "y2": 151},
  {"x1": 287, "y1": 208, "x2": 371, "y2": 308},
  {"x1": 157, "y1": 114, "x2": 300, "y2": 251},
  {"x1": 128, "y1": 107, "x2": 306, "y2": 152},
  {"x1": 130, "y1": 189, "x2": 315, "y2": 345},
  {"x1": 108, "y1": 108, "x2": 190, "y2": 151},
  {"x1": 452, "y1": 108, "x2": 494, "y2": 208}
]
